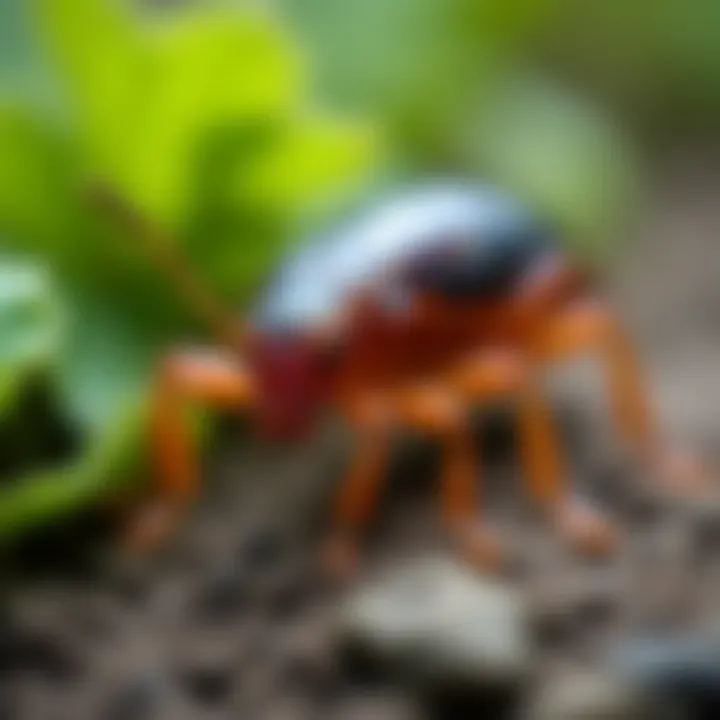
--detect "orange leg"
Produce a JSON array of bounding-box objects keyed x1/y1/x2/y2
[
  {"x1": 442, "y1": 350, "x2": 529, "y2": 567},
  {"x1": 517, "y1": 374, "x2": 618, "y2": 556},
  {"x1": 323, "y1": 383, "x2": 502, "y2": 578},
  {"x1": 321, "y1": 395, "x2": 395, "y2": 578},
  {"x1": 515, "y1": 376, "x2": 563, "y2": 506},
  {"x1": 397, "y1": 385, "x2": 503, "y2": 570},
  {"x1": 537, "y1": 300, "x2": 654, "y2": 452},
  {"x1": 537, "y1": 299, "x2": 710, "y2": 495},
  {"x1": 449, "y1": 348, "x2": 616, "y2": 557},
  {"x1": 129, "y1": 347, "x2": 255, "y2": 551}
]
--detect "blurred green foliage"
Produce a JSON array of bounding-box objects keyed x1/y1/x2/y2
[
  {"x1": 0, "y1": 261, "x2": 62, "y2": 415},
  {"x1": 539, "y1": 0, "x2": 720, "y2": 126},
  {"x1": 283, "y1": 0, "x2": 637, "y2": 254}
]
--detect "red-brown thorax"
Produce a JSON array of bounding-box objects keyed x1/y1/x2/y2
[
  {"x1": 331, "y1": 257, "x2": 588, "y2": 391},
  {"x1": 249, "y1": 256, "x2": 587, "y2": 441}
]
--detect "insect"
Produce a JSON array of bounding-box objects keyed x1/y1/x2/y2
[{"x1": 94, "y1": 181, "x2": 708, "y2": 576}]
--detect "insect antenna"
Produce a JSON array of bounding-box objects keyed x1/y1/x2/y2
[{"x1": 87, "y1": 180, "x2": 248, "y2": 354}]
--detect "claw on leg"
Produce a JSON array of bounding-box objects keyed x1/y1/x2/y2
[
  {"x1": 440, "y1": 420, "x2": 507, "y2": 572},
  {"x1": 512, "y1": 371, "x2": 619, "y2": 557},
  {"x1": 319, "y1": 531, "x2": 361, "y2": 582},
  {"x1": 649, "y1": 445, "x2": 716, "y2": 505},
  {"x1": 441, "y1": 353, "x2": 531, "y2": 571},
  {"x1": 535, "y1": 299, "x2": 710, "y2": 501},
  {"x1": 455, "y1": 525, "x2": 506, "y2": 571},
  {"x1": 533, "y1": 298, "x2": 716, "y2": 519},
  {"x1": 554, "y1": 497, "x2": 618, "y2": 557},
  {"x1": 322, "y1": 395, "x2": 394, "y2": 580},
  {"x1": 536, "y1": 300, "x2": 656, "y2": 453},
  {"x1": 517, "y1": 375, "x2": 565, "y2": 508},
  {"x1": 136, "y1": 347, "x2": 255, "y2": 553}
]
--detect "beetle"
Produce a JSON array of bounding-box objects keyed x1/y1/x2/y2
[{"x1": 93, "y1": 181, "x2": 708, "y2": 576}]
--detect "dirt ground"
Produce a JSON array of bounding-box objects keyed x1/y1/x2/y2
[{"x1": 1, "y1": 147, "x2": 719, "y2": 720}]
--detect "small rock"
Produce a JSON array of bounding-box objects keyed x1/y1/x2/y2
[
  {"x1": 100, "y1": 675, "x2": 164, "y2": 720},
  {"x1": 530, "y1": 568, "x2": 621, "y2": 648},
  {"x1": 427, "y1": 683, "x2": 523, "y2": 720},
  {"x1": 588, "y1": 445, "x2": 638, "y2": 504},
  {"x1": 177, "y1": 663, "x2": 233, "y2": 706},
  {"x1": 0, "y1": 624, "x2": 26, "y2": 679},
  {"x1": 107, "y1": 563, "x2": 150, "y2": 606},
  {"x1": 172, "y1": 629, "x2": 239, "y2": 707},
  {"x1": 280, "y1": 654, "x2": 334, "y2": 700},
  {"x1": 238, "y1": 661, "x2": 279, "y2": 709},
  {"x1": 585, "y1": 441, "x2": 667, "y2": 523},
  {"x1": 239, "y1": 528, "x2": 316, "y2": 617},
  {"x1": 238, "y1": 526, "x2": 288, "y2": 572},
  {"x1": 0, "y1": 623, "x2": 83, "y2": 683},
  {"x1": 326, "y1": 692, "x2": 419, "y2": 720},
  {"x1": 0, "y1": 684, "x2": 17, "y2": 720},
  {"x1": 190, "y1": 564, "x2": 248, "y2": 624},
  {"x1": 687, "y1": 500, "x2": 720, "y2": 555},
  {"x1": 613, "y1": 633, "x2": 720, "y2": 718},
  {"x1": 339, "y1": 557, "x2": 531, "y2": 688},
  {"x1": 524, "y1": 669, "x2": 654, "y2": 720},
  {"x1": 277, "y1": 615, "x2": 339, "y2": 700},
  {"x1": 264, "y1": 696, "x2": 317, "y2": 720},
  {"x1": 65, "y1": 596, "x2": 117, "y2": 641},
  {"x1": 24, "y1": 632, "x2": 83, "y2": 683},
  {"x1": 264, "y1": 560, "x2": 314, "y2": 620},
  {"x1": 150, "y1": 696, "x2": 203, "y2": 720},
  {"x1": 624, "y1": 522, "x2": 698, "y2": 630}
]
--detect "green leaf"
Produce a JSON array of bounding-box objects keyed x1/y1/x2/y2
[
  {"x1": 0, "y1": 0, "x2": 55, "y2": 104},
  {"x1": 36, "y1": 0, "x2": 150, "y2": 177},
  {"x1": 39, "y1": 0, "x2": 303, "y2": 227},
  {"x1": 0, "y1": 102, "x2": 81, "y2": 253},
  {"x1": 125, "y1": 8, "x2": 302, "y2": 226},
  {"x1": 239, "y1": 112, "x2": 379, "y2": 217},
  {"x1": 0, "y1": 259, "x2": 63, "y2": 414},
  {"x1": 55, "y1": 288, "x2": 158, "y2": 434}
]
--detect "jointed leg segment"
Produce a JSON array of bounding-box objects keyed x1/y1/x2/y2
[
  {"x1": 134, "y1": 299, "x2": 706, "y2": 571},
  {"x1": 537, "y1": 300, "x2": 655, "y2": 455},
  {"x1": 324, "y1": 383, "x2": 504, "y2": 576},
  {"x1": 517, "y1": 376, "x2": 618, "y2": 555},
  {"x1": 397, "y1": 386, "x2": 503, "y2": 568},
  {"x1": 130, "y1": 348, "x2": 255, "y2": 549},
  {"x1": 326, "y1": 351, "x2": 545, "y2": 576},
  {"x1": 449, "y1": 348, "x2": 617, "y2": 558},
  {"x1": 536, "y1": 299, "x2": 710, "y2": 495},
  {"x1": 322, "y1": 396, "x2": 395, "y2": 577}
]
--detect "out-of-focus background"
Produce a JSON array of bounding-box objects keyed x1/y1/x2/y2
[{"x1": 0, "y1": 1, "x2": 718, "y2": 718}]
